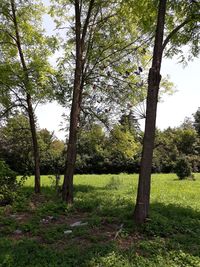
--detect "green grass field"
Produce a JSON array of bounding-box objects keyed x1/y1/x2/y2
[{"x1": 1, "y1": 173, "x2": 200, "y2": 267}]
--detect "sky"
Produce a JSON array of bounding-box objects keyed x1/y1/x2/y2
[
  {"x1": 36, "y1": 4, "x2": 200, "y2": 141},
  {"x1": 157, "y1": 56, "x2": 200, "y2": 129}
]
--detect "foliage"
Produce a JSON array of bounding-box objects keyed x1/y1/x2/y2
[
  {"x1": 153, "y1": 128, "x2": 178, "y2": 173},
  {"x1": 175, "y1": 157, "x2": 192, "y2": 180},
  {"x1": 0, "y1": 0, "x2": 58, "y2": 193},
  {"x1": 0, "y1": 114, "x2": 65, "y2": 175},
  {"x1": 1, "y1": 113, "x2": 200, "y2": 175},
  {"x1": 153, "y1": 123, "x2": 200, "y2": 173},
  {"x1": 50, "y1": 0, "x2": 154, "y2": 128},
  {"x1": 175, "y1": 127, "x2": 199, "y2": 155},
  {"x1": 193, "y1": 108, "x2": 200, "y2": 136},
  {"x1": 0, "y1": 0, "x2": 57, "y2": 112},
  {"x1": 120, "y1": 0, "x2": 200, "y2": 63},
  {"x1": 38, "y1": 129, "x2": 65, "y2": 175},
  {"x1": 109, "y1": 125, "x2": 139, "y2": 159},
  {"x1": 0, "y1": 160, "x2": 18, "y2": 205},
  {"x1": 0, "y1": 114, "x2": 33, "y2": 174},
  {"x1": 76, "y1": 122, "x2": 141, "y2": 174}
]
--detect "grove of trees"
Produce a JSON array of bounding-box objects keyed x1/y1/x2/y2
[{"x1": 0, "y1": 0, "x2": 200, "y2": 224}]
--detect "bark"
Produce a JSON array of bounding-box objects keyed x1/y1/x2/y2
[
  {"x1": 27, "y1": 94, "x2": 41, "y2": 193},
  {"x1": 10, "y1": 0, "x2": 40, "y2": 193},
  {"x1": 62, "y1": 0, "x2": 95, "y2": 203},
  {"x1": 133, "y1": 0, "x2": 167, "y2": 224},
  {"x1": 62, "y1": 0, "x2": 82, "y2": 203}
]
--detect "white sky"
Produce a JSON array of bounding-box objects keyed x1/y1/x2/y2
[
  {"x1": 157, "y1": 56, "x2": 200, "y2": 129},
  {"x1": 36, "y1": 3, "x2": 200, "y2": 141}
]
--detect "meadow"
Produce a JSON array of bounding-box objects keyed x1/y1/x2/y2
[{"x1": 0, "y1": 173, "x2": 200, "y2": 267}]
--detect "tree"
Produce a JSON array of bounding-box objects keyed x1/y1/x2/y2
[
  {"x1": 175, "y1": 157, "x2": 192, "y2": 180},
  {"x1": 133, "y1": 0, "x2": 200, "y2": 223},
  {"x1": 0, "y1": 0, "x2": 56, "y2": 192},
  {"x1": 133, "y1": 0, "x2": 167, "y2": 223},
  {"x1": 193, "y1": 108, "x2": 200, "y2": 135},
  {"x1": 76, "y1": 124, "x2": 107, "y2": 173},
  {"x1": 153, "y1": 124, "x2": 200, "y2": 173},
  {"x1": 176, "y1": 127, "x2": 198, "y2": 155},
  {"x1": 52, "y1": 0, "x2": 151, "y2": 203},
  {"x1": 0, "y1": 113, "x2": 33, "y2": 174},
  {"x1": 109, "y1": 124, "x2": 139, "y2": 159},
  {"x1": 38, "y1": 129, "x2": 65, "y2": 175},
  {"x1": 0, "y1": 114, "x2": 65, "y2": 175},
  {"x1": 61, "y1": 0, "x2": 94, "y2": 203}
]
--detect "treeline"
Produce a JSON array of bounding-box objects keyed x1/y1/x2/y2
[{"x1": 1, "y1": 109, "x2": 200, "y2": 175}]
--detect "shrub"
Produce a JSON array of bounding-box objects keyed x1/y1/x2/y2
[
  {"x1": 0, "y1": 160, "x2": 18, "y2": 205},
  {"x1": 175, "y1": 157, "x2": 192, "y2": 180}
]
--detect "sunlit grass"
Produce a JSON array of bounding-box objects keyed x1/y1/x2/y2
[{"x1": 24, "y1": 173, "x2": 200, "y2": 210}]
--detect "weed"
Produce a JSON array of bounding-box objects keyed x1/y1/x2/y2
[{"x1": 105, "y1": 176, "x2": 123, "y2": 190}]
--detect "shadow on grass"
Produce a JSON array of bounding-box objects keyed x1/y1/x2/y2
[
  {"x1": 145, "y1": 202, "x2": 200, "y2": 255},
  {"x1": 21, "y1": 183, "x2": 103, "y2": 195},
  {"x1": 0, "y1": 237, "x2": 118, "y2": 267}
]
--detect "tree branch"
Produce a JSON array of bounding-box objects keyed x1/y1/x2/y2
[
  {"x1": 81, "y1": 0, "x2": 95, "y2": 44},
  {"x1": 0, "y1": 104, "x2": 26, "y2": 119},
  {"x1": 162, "y1": 14, "x2": 200, "y2": 51},
  {"x1": 0, "y1": 41, "x2": 16, "y2": 47},
  {"x1": 0, "y1": 28, "x2": 17, "y2": 43}
]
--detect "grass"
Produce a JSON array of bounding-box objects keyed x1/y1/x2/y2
[{"x1": 0, "y1": 173, "x2": 200, "y2": 266}]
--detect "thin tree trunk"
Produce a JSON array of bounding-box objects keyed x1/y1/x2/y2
[
  {"x1": 62, "y1": 0, "x2": 82, "y2": 203},
  {"x1": 62, "y1": 0, "x2": 95, "y2": 203},
  {"x1": 10, "y1": 0, "x2": 41, "y2": 193},
  {"x1": 27, "y1": 94, "x2": 41, "y2": 193},
  {"x1": 133, "y1": 0, "x2": 167, "y2": 224}
]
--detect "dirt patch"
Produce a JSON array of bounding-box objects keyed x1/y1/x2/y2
[
  {"x1": 39, "y1": 212, "x2": 89, "y2": 226},
  {"x1": 10, "y1": 212, "x2": 33, "y2": 223},
  {"x1": 29, "y1": 194, "x2": 48, "y2": 209},
  {"x1": 7, "y1": 231, "x2": 43, "y2": 243},
  {"x1": 64, "y1": 212, "x2": 89, "y2": 224},
  {"x1": 2, "y1": 205, "x2": 13, "y2": 216}
]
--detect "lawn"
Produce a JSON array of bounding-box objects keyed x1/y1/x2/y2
[{"x1": 0, "y1": 173, "x2": 200, "y2": 267}]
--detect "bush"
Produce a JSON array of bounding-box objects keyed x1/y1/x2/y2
[
  {"x1": 175, "y1": 157, "x2": 192, "y2": 180},
  {"x1": 0, "y1": 160, "x2": 18, "y2": 205}
]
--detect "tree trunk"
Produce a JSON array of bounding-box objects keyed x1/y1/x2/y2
[
  {"x1": 10, "y1": 0, "x2": 41, "y2": 193},
  {"x1": 62, "y1": 0, "x2": 95, "y2": 203},
  {"x1": 62, "y1": 0, "x2": 82, "y2": 203},
  {"x1": 133, "y1": 0, "x2": 167, "y2": 224},
  {"x1": 27, "y1": 94, "x2": 41, "y2": 193}
]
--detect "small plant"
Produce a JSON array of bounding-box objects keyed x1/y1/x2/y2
[{"x1": 175, "y1": 157, "x2": 192, "y2": 180}]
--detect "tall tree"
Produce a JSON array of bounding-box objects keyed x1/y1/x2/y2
[
  {"x1": 62, "y1": 0, "x2": 96, "y2": 203},
  {"x1": 133, "y1": 0, "x2": 200, "y2": 223},
  {"x1": 0, "y1": 0, "x2": 56, "y2": 192},
  {"x1": 133, "y1": 0, "x2": 167, "y2": 223},
  {"x1": 52, "y1": 0, "x2": 152, "y2": 203},
  {"x1": 11, "y1": 0, "x2": 41, "y2": 192}
]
